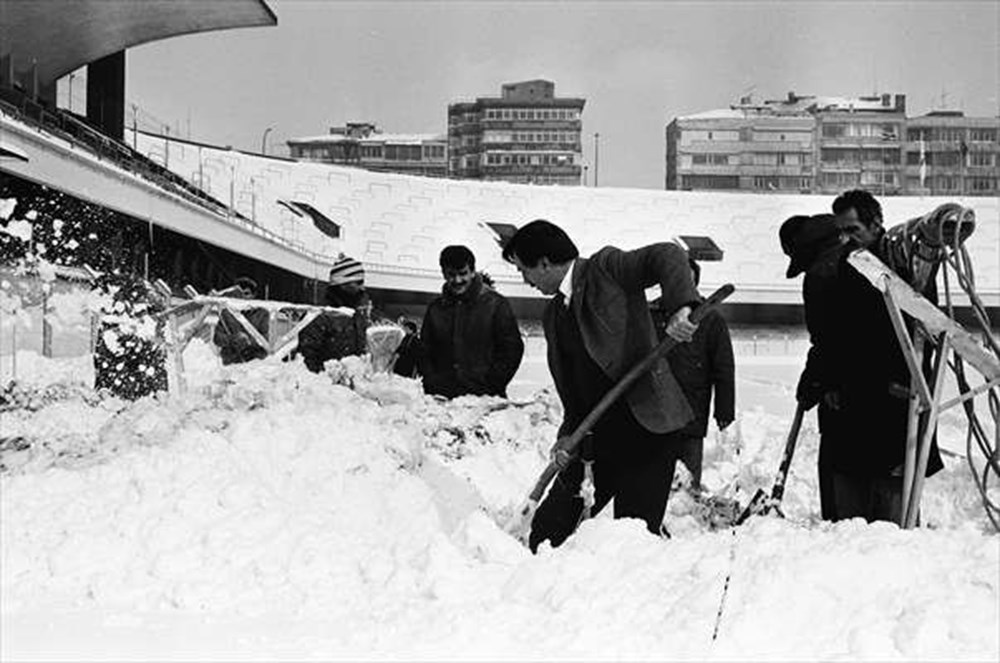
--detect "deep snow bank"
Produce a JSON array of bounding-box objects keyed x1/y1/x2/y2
[{"x1": 1, "y1": 352, "x2": 998, "y2": 661}]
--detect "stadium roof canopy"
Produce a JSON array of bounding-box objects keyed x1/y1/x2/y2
[{"x1": 0, "y1": 0, "x2": 276, "y2": 89}]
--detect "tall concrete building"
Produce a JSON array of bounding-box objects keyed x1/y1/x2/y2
[
  {"x1": 448, "y1": 80, "x2": 585, "y2": 186},
  {"x1": 904, "y1": 111, "x2": 999, "y2": 196},
  {"x1": 287, "y1": 122, "x2": 447, "y2": 177},
  {"x1": 668, "y1": 92, "x2": 998, "y2": 197},
  {"x1": 665, "y1": 97, "x2": 816, "y2": 192},
  {"x1": 812, "y1": 93, "x2": 906, "y2": 195}
]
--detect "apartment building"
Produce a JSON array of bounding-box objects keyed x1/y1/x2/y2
[
  {"x1": 448, "y1": 80, "x2": 585, "y2": 185},
  {"x1": 666, "y1": 99, "x2": 816, "y2": 192},
  {"x1": 669, "y1": 92, "x2": 999, "y2": 196},
  {"x1": 287, "y1": 122, "x2": 447, "y2": 177},
  {"x1": 903, "y1": 111, "x2": 999, "y2": 196}
]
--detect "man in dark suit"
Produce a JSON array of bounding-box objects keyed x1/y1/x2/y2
[{"x1": 502, "y1": 219, "x2": 701, "y2": 552}]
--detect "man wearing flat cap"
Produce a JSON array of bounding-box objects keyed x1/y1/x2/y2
[{"x1": 780, "y1": 213, "x2": 941, "y2": 524}]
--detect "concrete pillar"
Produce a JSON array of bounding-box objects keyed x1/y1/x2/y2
[{"x1": 86, "y1": 50, "x2": 125, "y2": 140}]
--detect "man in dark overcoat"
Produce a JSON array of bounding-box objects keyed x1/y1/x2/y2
[
  {"x1": 502, "y1": 219, "x2": 700, "y2": 552},
  {"x1": 783, "y1": 214, "x2": 942, "y2": 524}
]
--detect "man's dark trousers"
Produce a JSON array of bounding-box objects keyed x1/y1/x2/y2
[{"x1": 529, "y1": 295, "x2": 679, "y2": 553}]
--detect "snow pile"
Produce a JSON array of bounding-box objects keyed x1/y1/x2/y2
[{"x1": 1, "y1": 356, "x2": 998, "y2": 661}]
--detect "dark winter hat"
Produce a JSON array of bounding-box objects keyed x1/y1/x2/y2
[
  {"x1": 780, "y1": 214, "x2": 844, "y2": 278},
  {"x1": 328, "y1": 254, "x2": 365, "y2": 285}
]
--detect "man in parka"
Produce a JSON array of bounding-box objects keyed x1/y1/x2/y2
[
  {"x1": 420, "y1": 245, "x2": 524, "y2": 398},
  {"x1": 655, "y1": 258, "x2": 735, "y2": 488}
]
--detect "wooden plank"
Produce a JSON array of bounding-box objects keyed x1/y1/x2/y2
[
  {"x1": 222, "y1": 306, "x2": 270, "y2": 351},
  {"x1": 904, "y1": 334, "x2": 949, "y2": 529},
  {"x1": 883, "y1": 289, "x2": 933, "y2": 408},
  {"x1": 270, "y1": 309, "x2": 322, "y2": 361},
  {"x1": 849, "y1": 249, "x2": 1000, "y2": 381},
  {"x1": 939, "y1": 377, "x2": 1000, "y2": 413}
]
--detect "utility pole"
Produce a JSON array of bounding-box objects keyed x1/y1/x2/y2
[
  {"x1": 594, "y1": 132, "x2": 600, "y2": 187},
  {"x1": 261, "y1": 127, "x2": 273, "y2": 156},
  {"x1": 131, "y1": 103, "x2": 138, "y2": 149}
]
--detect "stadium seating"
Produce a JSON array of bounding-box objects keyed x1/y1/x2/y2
[{"x1": 132, "y1": 132, "x2": 999, "y2": 306}]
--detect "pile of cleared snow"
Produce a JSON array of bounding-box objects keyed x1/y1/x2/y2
[{"x1": 1, "y1": 356, "x2": 998, "y2": 660}]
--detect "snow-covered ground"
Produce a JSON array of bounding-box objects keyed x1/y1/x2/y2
[{"x1": 2, "y1": 329, "x2": 998, "y2": 661}]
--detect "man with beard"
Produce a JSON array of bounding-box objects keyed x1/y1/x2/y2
[{"x1": 420, "y1": 245, "x2": 524, "y2": 398}]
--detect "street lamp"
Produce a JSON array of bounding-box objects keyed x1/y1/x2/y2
[
  {"x1": 261, "y1": 127, "x2": 273, "y2": 156},
  {"x1": 594, "y1": 132, "x2": 600, "y2": 187}
]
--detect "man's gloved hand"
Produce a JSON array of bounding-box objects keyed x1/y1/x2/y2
[
  {"x1": 796, "y1": 374, "x2": 823, "y2": 410},
  {"x1": 822, "y1": 391, "x2": 841, "y2": 411},
  {"x1": 550, "y1": 435, "x2": 576, "y2": 470},
  {"x1": 715, "y1": 418, "x2": 733, "y2": 431}
]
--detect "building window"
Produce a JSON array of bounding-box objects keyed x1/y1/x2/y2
[
  {"x1": 937, "y1": 175, "x2": 958, "y2": 191},
  {"x1": 753, "y1": 176, "x2": 778, "y2": 190},
  {"x1": 971, "y1": 177, "x2": 997, "y2": 191},
  {"x1": 822, "y1": 172, "x2": 860, "y2": 187},
  {"x1": 939, "y1": 128, "x2": 965, "y2": 142},
  {"x1": 823, "y1": 124, "x2": 847, "y2": 138},
  {"x1": 680, "y1": 175, "x2": 739, "y2": 189},
  {"x1": 970, "y1": 128, "x2": 997, "y2": 143},
  {"x1": 936, "y1": 152, "x2": 960, "y2": 167},
  {"x1": 970, "y1": 151, "x2": 995, "y2": 167},
  {"x1": 740, "y1": 128, "x2": 752, "y2": 142}
]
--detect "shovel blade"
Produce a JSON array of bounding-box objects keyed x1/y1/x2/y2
[
  {"x1": 735, "y1": 489, "x2": 771, "y2": 525},
  {"x1": 505, "y1": 499, "x2": 539, "y2": 546}
]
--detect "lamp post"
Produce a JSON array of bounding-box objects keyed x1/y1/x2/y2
[
  {"x1": 594, "y1": 132, "x2": 600, "y2": 187},
  {"x1": 261, "y1": 127, "x2": 273, "y2": 156}
]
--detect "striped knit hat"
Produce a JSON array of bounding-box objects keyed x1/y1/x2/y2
[{"x1": 329, "y1": 254, "x2": 365, "y2": 285}]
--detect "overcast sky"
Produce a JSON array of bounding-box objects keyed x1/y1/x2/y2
[{"x1": 125, "y1": 0, "x2": 999, "y2": 190}]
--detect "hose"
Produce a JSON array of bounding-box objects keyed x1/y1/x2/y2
[{"x1": 901, "y1": 204, "x2": 999, "y2": 532}]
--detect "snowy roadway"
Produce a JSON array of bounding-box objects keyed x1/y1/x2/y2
[{"x1": 1, "y1": 339, "x2": 998, "y2": 661}]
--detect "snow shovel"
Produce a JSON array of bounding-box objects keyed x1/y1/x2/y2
[
  {"x1": 506, "y1": 283, "x2": 736, "y2": 545},
  {"x1": 735, "y1": 402, "x2": 805, "y2": 525}
]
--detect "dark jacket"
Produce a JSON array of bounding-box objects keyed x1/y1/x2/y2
[
  {"x1": 213, "y1": 307, "x2": 269, "y2": 365},
  {"x1": 657, "y1": 306, "x2": 735, "y2": 438},
  {"x1": 543, "y1": 244, "x2": 699, "y2": 438},
  {"x1": 420, "y1": 274, "x2": 524, "y2": 397},
  {"x1": 799, "y1": 244, "x2": 943, "y2": 478},
  {"x1": 298, "y1": 289, "x2": 370, "y2": 373}
]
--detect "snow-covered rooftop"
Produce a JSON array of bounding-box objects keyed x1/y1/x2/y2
[{"x1": 288, "y1": 132, "x2": 446, "y2": 145}]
